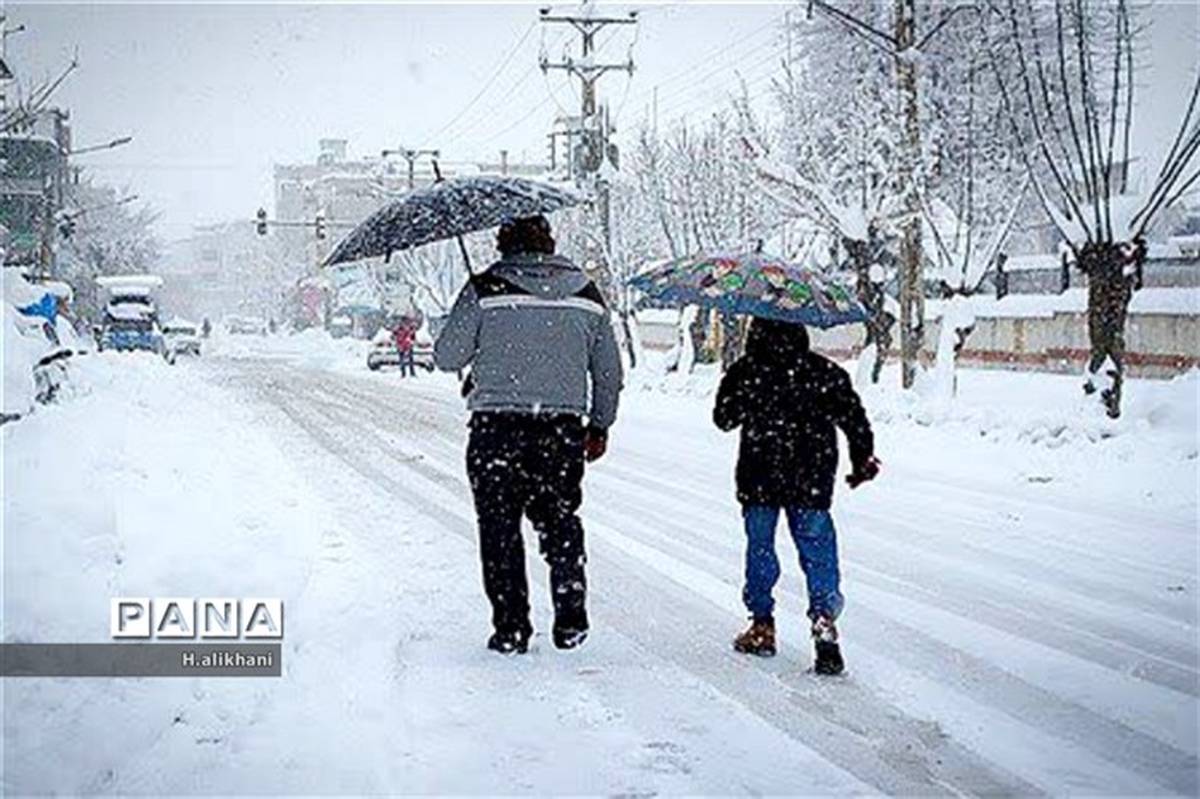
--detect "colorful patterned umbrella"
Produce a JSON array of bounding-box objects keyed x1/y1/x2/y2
[{"x1": 628, "y1": 252, "x2": 868, "y2": 329}]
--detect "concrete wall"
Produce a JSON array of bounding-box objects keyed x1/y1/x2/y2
[
  {"x1": 636, "y1": 310, "x2": 1200, "y2": 379},
  {"x1": 809, "y1": 312, "x2": 1200, "y2": 378}
]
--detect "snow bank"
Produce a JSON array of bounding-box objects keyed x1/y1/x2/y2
[
  {"x1": 2, "y1": 269, "x2": 67, "y2": 418},
  {"x1": 3, "y1": 352, "x2": 337, "y2": 792},
  {"x1": 633, "y1": 353, "x2": 1197, "y2": 506},
  {"x1": 207, "y1": 327, "x2": 370, "y2": 370}
]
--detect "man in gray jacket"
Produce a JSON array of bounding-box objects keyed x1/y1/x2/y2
[{"x1": 434, "y1": 214, "x2": 623, "y2": 654}]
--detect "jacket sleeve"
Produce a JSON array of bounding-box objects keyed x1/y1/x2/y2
[
  {"x1": 587, "y1": 314, "x2": 623, "y2": 430},
  {"x1": 433, "y1": 281, "x2": 481, "y2": 372},
  {"x1": 829, "y1": 369, "x2": 874, "y2": 468},
  {"x1": 712, "y1": 362, "x2": 746, "y2": 431}
]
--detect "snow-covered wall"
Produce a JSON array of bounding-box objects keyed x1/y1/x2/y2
[{"x1": 635, "y1": 290, "x2": 1200, "y2": 379}]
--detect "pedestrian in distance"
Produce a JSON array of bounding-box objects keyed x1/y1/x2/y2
[
  {"x1": 713, "y1": 317, "x2": 879, "y2": 675},
  {"x1": 434, "y1": 214, "x2": 623, "y2": 655},
  {"x1": 393, "y1": 317, "x2": 418, "y2": 378}
]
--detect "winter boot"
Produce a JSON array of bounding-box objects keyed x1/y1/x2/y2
[
  {"x1": 487, "y1": 628, "x2": 530, "y2": 655},
  {"x1": 811, "y1": 616, "x2": 844, "y2": 676},
  {"x1": 552, "y1": 625, "x2": 588, "y2": 651},
  {"x1": 733, "y1": 617, "x2": 776, "y2": 657}
]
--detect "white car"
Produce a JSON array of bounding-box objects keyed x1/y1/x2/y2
[
  {"x1": 225, "y1": 315, "x2": 268, "y2": 335},
  {"x1": 162, "y1": 319, "x2": 202, "y2": 358}
]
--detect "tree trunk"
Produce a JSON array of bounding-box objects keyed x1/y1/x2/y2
[
  {"x1": 719, "y1": 313, "x2": 743, "y2": 371},
  {"x1": 1078, "y1": 242, "x2": 1136, "y2": 418},
  {"x1": 688, "y1": 307, "x2": 712, "y2": 368},
  {"x1": 846, "y1": 236, "x2": 894, "y2": 384},
  {"x1": 895, "y1": 0, "x2": 925, "y2": 389}
]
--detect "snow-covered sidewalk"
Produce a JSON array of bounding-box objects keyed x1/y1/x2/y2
[{"x1": 3, "y1": 341, "x2": 1196, "y2": 794}]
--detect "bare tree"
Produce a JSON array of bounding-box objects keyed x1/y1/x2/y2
[{"x1": 984, "y1": 0, "x2": 1199, "y2": 417}]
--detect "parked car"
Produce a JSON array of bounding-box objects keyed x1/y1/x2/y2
[
  {"x1": 366, "y1": 328, "x2": 435, "y2": 372},
  {"x1": 99, "y1": 317, "x2": 165, "y2": 354},
  {"x1": 162, "y1": 319, "x2": 202, "y2": 358},
  {"x1": 225, "y1": 315, "x2": 268, "y2": 335},
  {"x1": 329, "y1": 315, "x2": 353, "y2": 339}
]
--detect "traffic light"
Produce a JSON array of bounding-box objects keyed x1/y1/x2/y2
[
  {"x1": 314, "y1": 212, "x2": 326, "y2": 241},
  {"x1": 256, "y1": 208, "x2": 268, "y2": 236}
]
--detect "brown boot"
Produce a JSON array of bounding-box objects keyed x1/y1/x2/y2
[{"x1": 733, "y1": 617, "x2": 776, "y2": 657}]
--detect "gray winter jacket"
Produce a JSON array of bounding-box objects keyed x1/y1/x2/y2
[{"x1": 433, "y1": 253, "x2": 623, "y2": 429}]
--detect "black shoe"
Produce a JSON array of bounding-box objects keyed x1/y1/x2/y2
[
  {"x1": 813, "y1": 640, "x2": 845, "y2": 675},
  {"x1": 552, "y1": 626, "x2": 588, "y2": 650},
  {"x1": 811, "y1": 616, "x2": 844, "y2": 676},
  {"x1": 487, "y1": 629, "x2": 530, "y2": 655}
]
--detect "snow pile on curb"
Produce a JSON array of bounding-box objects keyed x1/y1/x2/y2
[
  {"x1": 3, "y1": 351, "x2": 338, "y2": 792},
  {"x1": 208, "y1": 327, "x2": 369, "y2": 370},
  {"x1": 631, "y1": 344, "x2": 1197, "y2": 466},
  {"x1": 865, "y1": 367, "x2": 1199, "y2": 458},
  {"x1": 1, "y1": 269, "x2": 79, "y2": 418}
]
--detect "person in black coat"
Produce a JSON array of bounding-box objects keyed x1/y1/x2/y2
[{"x1": 714, "y1": 317, "x2": 879, "y2": 674}]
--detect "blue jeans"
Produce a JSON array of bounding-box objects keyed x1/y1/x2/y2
[{"x1": 742, "y1": 505, "x2": 844, "y2": 622}]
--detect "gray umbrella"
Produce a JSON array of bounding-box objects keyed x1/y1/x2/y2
[{"x1": 323, "y1": 175, "x2": 585, "y2": 268}]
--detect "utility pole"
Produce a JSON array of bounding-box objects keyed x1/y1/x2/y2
[
  {"x1": 381, "y1": 146, "x2": 440, "y2": 190},
  {"x1": 0, "y1": 14, "x2": 23, "y2": 112},
  {"x1": 538, "y1": 3, "x2": 637, "y2": 282}
]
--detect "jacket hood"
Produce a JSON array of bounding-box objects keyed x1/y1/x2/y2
[
  {"x1": 744, "y1": 317, "x2": 810, "y2": 364},
  {"x1": 488, "y1": 253, "x2": 590, "y2": 298}
]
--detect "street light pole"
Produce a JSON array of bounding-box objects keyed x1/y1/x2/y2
[
  {"x1": 381, "y1": 146, "x2": 441, "y2": 190},
  {"x1": 65, "y1": 136, "x2": 133, "y2": 157}
]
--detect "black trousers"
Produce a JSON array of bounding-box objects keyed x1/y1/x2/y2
[{"x1": 466, "y1": 411, "x2": 588, "y2": 636}]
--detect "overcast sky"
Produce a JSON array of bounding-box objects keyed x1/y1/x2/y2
[{"x1": 9, "y1": 1, "x2": 1198, "y2": 241}]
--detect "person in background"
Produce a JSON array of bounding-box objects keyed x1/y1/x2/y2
[
  {"x1": 713, "y1": 317, "x2": 879, "y2": 675},
  {"x1": 393, "y1": 316, "x2": 417, "y2": 378},
  {"x1": 434, "y1": 214, "x2": 623, "y2": 655}
]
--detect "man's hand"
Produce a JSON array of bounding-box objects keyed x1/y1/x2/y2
[
  {"x1": 846, "y1": 456, "x2": 881, "y2": 488},
  {"x1": 584, "y1": 426, "x2": 608, "y2": 463}
]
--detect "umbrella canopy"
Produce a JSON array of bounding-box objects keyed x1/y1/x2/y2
[
  {"x1": 628, "y1": 252, "x2": 868, "y2": 329},
  {"x1": 323, "y1": 175, "x2": 584, "y2": 267}
]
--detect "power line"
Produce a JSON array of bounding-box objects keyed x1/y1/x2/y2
[
  {"x1": 475, "y1": 72, "x2": 575, "y2": 149},
  {"x1": 652, "y1": 42, "x2": 786, "y2": 121},
  {"x1": 619, "y1": 14, "x2": 782, "y2": 114},
  {"x1": 440, "y1": 26, "x2": 573, "y2": 152},
  {"x1": 416, "y1": 20, "x2": 537, "y2": 150}
]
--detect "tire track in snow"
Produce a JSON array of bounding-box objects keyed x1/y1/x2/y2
[
  {"x1": 605, "y1": 444, "x2": 1199, "y2": 627},
  {"x1": 295, "y1": 365, "x2": 1198, "y2": 793},
  {"x1": 228, "y1": 360, "x2": 1044, "y2": 797},
  {"x1": 590, "y1": 463, "x2": 1200, "y2": 693},
  {"x1": 271, "y1": 365, "x2": 1200, "y2": 694}
]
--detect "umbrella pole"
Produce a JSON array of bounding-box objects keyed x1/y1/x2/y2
[
  {"x1": 455, "y1": 235, "x2": 473, "y2": 274},
  {"x1": 432, "y1": 158, "x2": 474, "y2": 275}
]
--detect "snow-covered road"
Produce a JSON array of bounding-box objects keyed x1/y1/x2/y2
[{"x1": 4, "y1": 340, "x2": 1197, "y2": 795}]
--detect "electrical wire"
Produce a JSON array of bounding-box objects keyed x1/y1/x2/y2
[{"x1": 416, "y1": 20, "x2": 537, "y2": 150}]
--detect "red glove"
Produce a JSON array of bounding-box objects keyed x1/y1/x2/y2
[
  {"x1": 584, "y1": 426, "x2": 608, "y2": 463},
  {"x1": 846, "y1": 456, "x2": 881, "y2": 488}
]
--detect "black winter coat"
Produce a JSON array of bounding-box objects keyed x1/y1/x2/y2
[{"x1": 713, "y1": 320, "x2": 874, "y2": 510}]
